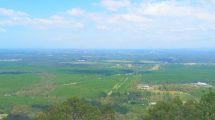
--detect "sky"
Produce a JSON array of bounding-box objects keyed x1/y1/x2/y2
[{"x1": 0, "y1": 0, "x2": 215, "y2": 49}]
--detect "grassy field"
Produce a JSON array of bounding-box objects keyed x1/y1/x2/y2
[{"x1": 0, "y1": 49, "x2": 214, "y2": 119}]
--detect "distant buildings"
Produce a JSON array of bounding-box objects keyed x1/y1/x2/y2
[
  {"x1": 137, "y1": 84, "x2": 151, "y2": 90},
  {"x1": 192, "y1": 82, "x2": 212, "y2": 87}
]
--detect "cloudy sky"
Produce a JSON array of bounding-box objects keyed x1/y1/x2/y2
[{"x1": 0, "y1": 0, "x2": 215, "y2": 49}]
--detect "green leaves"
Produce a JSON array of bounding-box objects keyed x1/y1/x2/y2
[
  {"x1": 200, "y1": 91, "x2": 215, "y2": 120},
  {"x1": 144, "y1": 92, "x2": 215, "y2": 120},
  {"x1": 36, "y1": 97, "x2": 115, "y2": 120}
]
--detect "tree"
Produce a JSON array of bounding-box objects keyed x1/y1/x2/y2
[
  {"x1": 143, "y1": 92, "x2": 215, "y2": 120},
  {"x1": 200, "y1": 91, "x2": 215, "y2": 120},
  {"x1": 183, "y1": 99, "x2": 201, "y2": 120},
  {"x1": 36, "y1": 97, "x2": 115, "y2": 120},
  {"x1": 146, "y1": 97, "x2": 184, "y2": 120},
  {"x1": 100, "y1": 106, "x2": 116, "y2": 120},
  {"x1": 66, "y1": 97, "x2": 101, "y2": 120},
  {"x1": 36, "y1": 104, "x2": 69, "y2": 120}
]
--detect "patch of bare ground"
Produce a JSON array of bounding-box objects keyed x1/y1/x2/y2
[
  {"x1": 137, "y1": 84, "x2": 190, "y2": 96},
  {"x1": 149, "y1": 64, "x2": 160, "y2": 71},
  {"x1": 107, "y1": 77, "x2": 128, "y2": 96},
  {"x1": 63, "y1": 82, "x2": 80, "y2": 86}
]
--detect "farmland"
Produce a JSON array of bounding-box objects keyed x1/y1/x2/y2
[{"x1": 0, "y1": 49, "x2": 215, "y2": 119}]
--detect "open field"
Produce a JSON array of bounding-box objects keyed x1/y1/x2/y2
[{"x1": 0, "y1": 49, "x2": 214, "y2": 119}]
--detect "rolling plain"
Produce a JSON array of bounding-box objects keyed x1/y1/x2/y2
[{"x1": 0, "y1": 49, "x2": 214, "y2": 119}]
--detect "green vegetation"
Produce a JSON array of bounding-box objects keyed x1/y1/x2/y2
[
  {"x1": 36, "y1": 97, "x2": 115, "y2": 120},
  {"x1": 143, "y1": 91, "x2": 215, "y2": 120},
  {"x1": 0, "y1": 50, "x2": 214, "y2": 120},
  {"x1": 26, "y1": 92, "x2": 215, "y2": 120}
]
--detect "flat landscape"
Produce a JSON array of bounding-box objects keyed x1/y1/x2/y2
[
  {"x1": 0, "y1": 49, "x2": 214, "y2": 119},
  {"x1": 1, "y1": 0, "x2": 215, "y2": 119}
]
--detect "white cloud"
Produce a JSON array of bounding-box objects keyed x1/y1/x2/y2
[
  {"x1": 0, "y1": 8, "x2": 83, "y2": 29},
  {"x1": 1, "y1": 0, "x2": 215, "y2": 32},
  {"x1": 31, "y1": 16, "x2": 84, "y2": 29},
  {"x1": 120, "y1": 13, "x2": 151, "y2": 24},
  {"x1": 67, "y1": 8, "x2": 85, "y2": 16},
  {"x1": 136, "y1": 1, "x2": 215, "y2": 21},
  {"x1": 90, "y1": 0, "x2": 215, "y2": 32},
  {"x1": 100, "y1": 0, "x2": 130, "y2": 11},
  {"x1": 1, "y1": 0, "x2": 215, "y2": 48},
  {"x1": 139, "y1": 2, "x2": 191, "y2": 17},
  {"x1": 0, "y1": 8, "x2": 28, "y2": 18}
]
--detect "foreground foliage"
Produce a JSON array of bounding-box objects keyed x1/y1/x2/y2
[
  {"x1": 35, "y1": 91, "x2": 215, "y2": 120},
  {"x1": 36, "y1": 97, "x2": 115, "y2": 120},
  {"x1": 143, "y1": 91, "x2": 215, "y2": 120}
]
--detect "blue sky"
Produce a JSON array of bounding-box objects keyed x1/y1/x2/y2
[{"x1": 0, "y1": 0, "x2": 215, "y2": 49}]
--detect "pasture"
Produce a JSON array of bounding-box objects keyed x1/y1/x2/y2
[{"x1": 0, "y1": 49, "x2": 214, "y2": 118}]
